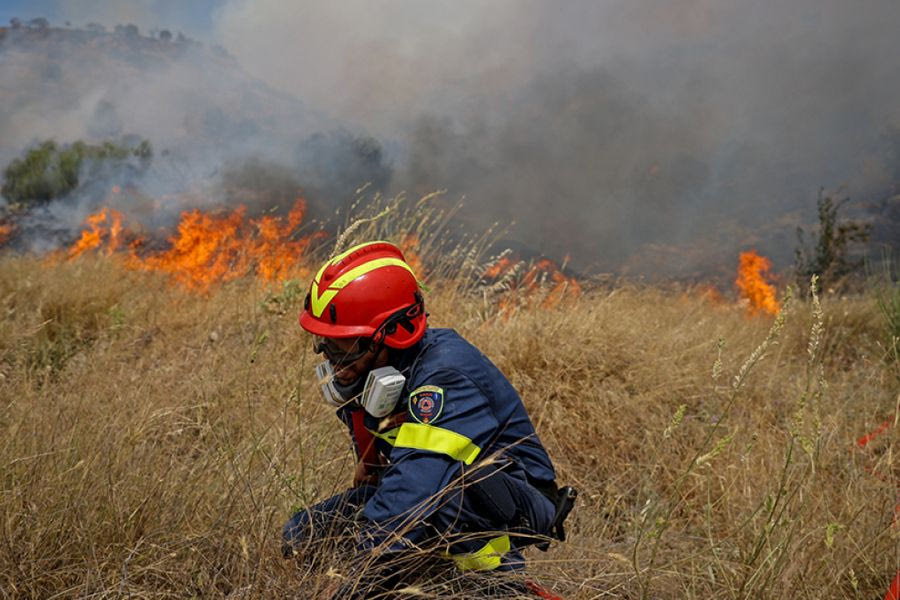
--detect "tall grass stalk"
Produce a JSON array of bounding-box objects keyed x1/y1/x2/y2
[
  {"x1": 0, "y1": 218, "x2": 895, "y2": 597},
  {"x1": 633, "y1": 289, "x2": 791, "y2": 599}
]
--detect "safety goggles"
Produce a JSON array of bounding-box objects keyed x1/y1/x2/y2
[{"x1": 312, "y1": 335, "x2": 372, "y2": 366}]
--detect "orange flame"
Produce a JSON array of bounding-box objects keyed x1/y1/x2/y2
[
  {"x1": 68, "y1": 209, "x2": 124, "y2": 258},
  {"x1": 526, "y1": 258, "x2": 583, "y2": 309},
  {"x1": 483, "y1": 257, "x2": 514, "y2": 280},
  {"x1": 138, "y1": 206, "x2": 249, "y2": 289},
  {"x1": 67, "y1": 199, "x2": 325, "y2": 291},
  {"x1": 0, "y1": 223, "x2": 13, "y2": 246},
  {"x1": 481, "y1": 254, "x2": 581, "y2": 315},
  {"x1": 398, "y1": 234, "x2": 425, "y2": 277},
  {"x1": 735, "y1": 250, "x2": 779, "y2": 316}
]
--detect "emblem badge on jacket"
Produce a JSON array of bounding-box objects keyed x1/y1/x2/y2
[{"x1": 409, "y1": 385, "x2": 444, "y2": 424}]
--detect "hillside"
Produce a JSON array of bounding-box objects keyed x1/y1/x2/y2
[
  {"x1": 0, "y1": 23, "x2": 398, "y2": 258},
  {"x1": 0, "y1": 23, "x2": 315, "y2": 164}
]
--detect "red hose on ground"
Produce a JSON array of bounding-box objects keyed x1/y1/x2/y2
[
  {"x1": 855, "y1": 415, "x2": 898, "y2": 600},
  {"x1": 884, "y1": 570, "x2": 900, "y2": 600},
  {"x1": 525, "y1": 579, "x2": 565, "y2": 600}
]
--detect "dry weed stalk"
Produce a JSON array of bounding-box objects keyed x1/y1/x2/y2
[{"x1": 0, "y1": 226, "x2": 896, "y2": 598}]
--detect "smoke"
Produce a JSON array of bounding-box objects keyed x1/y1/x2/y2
[
  {"x1": 0, "y1": 21, "x2": 392, "y2": 251},
  {"x1": 1, "y1": 0, "x2": 898, "y2": 275},
  {"x1": 214, "y1": 0, "x2": 900, "y2": 274}
]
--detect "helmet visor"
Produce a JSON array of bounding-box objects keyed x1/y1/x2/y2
[{"x1": 313, "y1": 335, "x2": 372, "y2": 367}]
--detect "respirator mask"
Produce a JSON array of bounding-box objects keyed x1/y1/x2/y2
[{"x1": 315, "y1": 361, "x2": 406, "y2": 417}]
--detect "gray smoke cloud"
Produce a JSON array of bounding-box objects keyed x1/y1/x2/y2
[
  {"x1": 2, "y1": 0, "x2": 898, "y2": 276},
  {"x1": 0, "y1": 18, "x2": 391, "y2": 251},
  {"x1": 214, "y1": 0, "x2": 900, "y2": 275}
]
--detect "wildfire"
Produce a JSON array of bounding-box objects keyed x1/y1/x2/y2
[
  {"x1": 62, "y1": 200, "x2": 582, "y2": 303},
  {"x1": 69, "y1": 208, "x2": 124, "y2": 258},
  {"x1": 483, "y1": 256, "x2": 513, "y2": 280},
  {"x1": 735, "y1": 250, "x2": 779, "y2": 316},
  {"x1": 67, "y1": 199, "x2": 325, "y2": 291},
  {"x1": 481, "y1": 253, "x2": 582, "y2": 313},
  {"x1": 0, "y1": 222, "x2": 13, "y2": 246},
  {"x1": 398, "y1": 234, "x2": 425, "y2": 277}
]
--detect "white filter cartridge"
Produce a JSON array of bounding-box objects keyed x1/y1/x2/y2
[{"x1": 361, "y1": 366, "x2": 406, "y2": 417}]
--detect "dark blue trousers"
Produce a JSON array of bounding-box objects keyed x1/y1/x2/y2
[{"x1": 282, "y1": 467, "x2": 555, "y2": 572}]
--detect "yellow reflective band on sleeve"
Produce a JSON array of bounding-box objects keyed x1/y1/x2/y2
[
  {"x1": 444, "y1": 535, "x2": 511, "y2": 571},
  {"x1": 367, "y1": 426, "x2": 401, "y2": 446},
  {"x1": 394, "y1": 422, "x2": 481, "y2": 465}
]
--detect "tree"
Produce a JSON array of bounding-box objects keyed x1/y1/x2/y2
[
  {"x1": 114, "y1": 24, "x2": 139, "y2": 37},
  {"x1": 27, "y1": 17, "x2": 49, "y2": 30},
  {"x1": 795, "y1": 190, "x2": 870, "y2": 292},
  {"x1": 1, "y1": 139, "x2": 153, "y2": 208}
]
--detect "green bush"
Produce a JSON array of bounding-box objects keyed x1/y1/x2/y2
[
  {"x1": 794, "y1": 190, "x2": 870, "y2": 293},
  {"x1": 1, "y1": 138, "x2": 152, "y2": 208}
]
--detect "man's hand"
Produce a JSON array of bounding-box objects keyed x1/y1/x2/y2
[{"x1": 353, "y1": 461, "x2": 380, "y2": 487}]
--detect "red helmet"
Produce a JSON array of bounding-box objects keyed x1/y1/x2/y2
[{"x1": 299, "y1": 241, "x2": 426, "y2": 349}]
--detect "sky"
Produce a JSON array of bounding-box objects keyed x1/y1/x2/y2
[{"x1": 0, "y1": 0, "x2": 222, "y2": 38}]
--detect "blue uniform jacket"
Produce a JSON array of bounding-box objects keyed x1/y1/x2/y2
[{"x1": 336, "y1": 328, "x2": 556, "y2": 547}]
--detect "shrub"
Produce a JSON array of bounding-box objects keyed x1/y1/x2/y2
[
  {"x1": 794, "y1": 190, "x2": 870, "y2": 293},
  {"x1": 1, "y1": 138, "x2": 152, "y2": 208}
]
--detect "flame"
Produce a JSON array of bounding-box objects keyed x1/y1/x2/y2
[
  {"x1": 138, "y1": 206, "x2": 250, "y2": 289},
  {"x1": 64, "y1": 200, "x2": 579, "y2": 303},
  {"x1": 481, "y1": 254, "x2": 581, "y2": 315},
  {"x1": 735, "y1": 250, "x2": 779, "y2": 316},
  {"x1": 250, "y1": 200, "x2": 314, "y2": 282},
  {"x1": 67, "y1": 199, "x2": 325, "y2": 291},
  {"x1": 526, "y1": 258, "x2": 583, "y2": 309},
  {"x1": 398, "y1": 234, "x2": 425, "y2": 277},
  {"x1": 0, "y1": 222, "x2": 13, "y2": 246},
  {"x1": 483, "y1": 256, "x2": 514, "y2": 280},
  {"x1": 68, "y1": 208, "x2": 124, "y2": 258}
]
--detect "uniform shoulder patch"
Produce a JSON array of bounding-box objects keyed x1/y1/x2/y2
[{"x1": 408, "y1": 385, "x2": 444, "y2": 424}]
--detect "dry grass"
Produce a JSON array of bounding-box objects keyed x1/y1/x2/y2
[{"x1": 0, "y1": 239, "x2": 897, "y2": 598}]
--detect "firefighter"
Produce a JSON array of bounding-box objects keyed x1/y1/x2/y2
[{"x1": 282, "y1": 241, "x2": 574, "y2": 594}]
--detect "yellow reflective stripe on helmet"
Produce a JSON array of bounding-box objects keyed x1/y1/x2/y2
[
  {"x1": 444, "y1": 535, "x2": 511, "y2": 571},
  {"x1": 394, "y1": 422, "x2": 481, "y2": 464},
  {"x1": 314, "y1": 241, "x2": 391, "y2": 283},
  {"x1": 309, "y1": 282, "x2": 339, "y2": 317},
  {"x1": 329, "y1": 241, "x2": 392, "y2": 269},
  {"x1": 310, "y1": 253, "x2": 416, "y2": 318},
  {"x1": 331, "y1": 257, "x2": 415, "y2": 289},
  {"x1": 367, "y1": 426, "x2": 401, "y2": 446}
]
